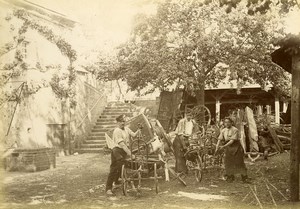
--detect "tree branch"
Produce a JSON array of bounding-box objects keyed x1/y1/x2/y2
[{"x1": 204, "y1": 60, "x2": 219, "y2": 76}]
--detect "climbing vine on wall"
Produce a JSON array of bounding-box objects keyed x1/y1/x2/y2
[{"x1": 1, "y1": 9, "x2": 78, "y2": 108}]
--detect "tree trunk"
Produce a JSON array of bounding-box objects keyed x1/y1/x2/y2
[
  {"x1": 195, "y1": 82, "x2": 205, "y2": 125},
  {"x1": 195, "y1": 82, "x2": 205, "y2": 106}
]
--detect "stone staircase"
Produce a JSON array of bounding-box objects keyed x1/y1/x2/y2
[{"x1": 77, "y1": 102, "x2": 135, "y2": 153}]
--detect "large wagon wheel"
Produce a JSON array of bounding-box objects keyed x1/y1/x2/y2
[
  {"x1": 195, "y1": 155, "x2": 204, "y2": 182},
  {"x1": 173, "y1": 105, "x2": 211, "y2": 128},
  {"x1": 188, "y1": 105, "x2": 211, "y2": 127},
  {"x1": 154, "y1": 163, "x2": 159, "y2": 194},
  {"x1": 121, "y1": 165, "x2": 128, "y2": 196}
]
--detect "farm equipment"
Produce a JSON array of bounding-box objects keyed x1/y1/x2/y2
[
  {"x1": 121, "y1": 137, "x2": 164, "y2": 195},
  {"x1": 184, "y1": 128, "x2": 224, "y2": 183}
]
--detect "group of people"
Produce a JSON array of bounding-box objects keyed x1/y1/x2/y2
[
  {"x1": 105, "y1": 113, "x2": 250, "y2": 196},
  {"x1": 173, "y1": 113, "x2": 250, "y2": 183}
]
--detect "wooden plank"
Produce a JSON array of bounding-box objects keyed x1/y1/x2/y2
[
  {"x1": 268, "y1": 126, "x2": 284, "y2": 152},
  {"x1": 157, "y1": 91, "x2": 183, "y2": 131},
  {"x1": 236, "y1": 109, "x2": 246, "y2": 153},
  {"x1": 204, "y1": 99, "x2": 259, "y2": 105},
  {"x1": 290, "y1": 55, "x2": 300, "y2": 202},
  {"x1": 245, "y1": 107, "x2": 259, "y2": 152}
]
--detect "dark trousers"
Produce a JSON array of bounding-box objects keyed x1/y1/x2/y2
[
  {"x1": 106, "y1": 147, "x2": 127, "y2": 191},
  {"x1": 173, "y1": 135, "x2": 189, "y2": 173}
]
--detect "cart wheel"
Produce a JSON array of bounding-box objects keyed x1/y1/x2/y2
[
  {"x1": 195, "y1": 156, "x2": 203, "y2": 182},
  {"x1": 121, "y1": 164, "x2": 128, "y2": 196},
  {"x1": 154, "y1": 163, "x2": 159, "y2": 194}
]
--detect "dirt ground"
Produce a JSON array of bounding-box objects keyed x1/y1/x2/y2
[{"x1": 1, "y1": 151, "x2": 300, "y2": 209}]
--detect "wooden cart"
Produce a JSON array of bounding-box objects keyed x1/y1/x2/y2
[
  {"x1": 184, "y1": 133, "x2": 224, "y2": 183},
  {"x1": 121, "y1": 138, "x2": 164, "y2": 195}
]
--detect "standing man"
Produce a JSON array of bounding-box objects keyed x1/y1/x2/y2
[
  {"x1": 173, "y1": 112, "x2": 195, "y2": 174},
  {"x1": 216, "y1": 117, "x2": 250, "y2": 183},
  {"x1": 105, "y1": 114, "x2": 140, "y2": 196}
]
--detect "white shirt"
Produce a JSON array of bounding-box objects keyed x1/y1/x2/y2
[
  {"x1": 175, "y1": 118, "x2": 194, "y2": 136},
  {"x1": 218, "y1": 126, "x2": 239, "y2": 142},
  {"x1": 112, "y1": 127, "x2": 135, "y2": 148}
]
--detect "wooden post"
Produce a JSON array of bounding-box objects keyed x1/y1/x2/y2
[
  {"x1": 290, "y1": 55, "x2": 300, "y2": 202},
  {"x1": 275, "y1": 97, "x2": 280, "y2": 124},
  {"x1": 266, "y1": 105, "x2": 271, "y2": 115},
  {"x1": 283, "y1": 101, "x2": 289, "y2": 113},
  {"x1": 257, "y1": 105, "x2": 263, "y2": 116},
  {"x1": 216, "y1": 98, "x2": 221, "y2": 124}
]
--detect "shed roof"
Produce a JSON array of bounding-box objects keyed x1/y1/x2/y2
[{"x1": 271, "y1": 34, "x2": 300, "y2": 73}]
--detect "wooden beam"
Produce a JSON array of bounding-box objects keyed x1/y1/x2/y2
[
  {"x1": 209, "y1": 90, "x2": 229, "y2": 100},
  {"x1": 205, "y1": 99, "x2": 259, "y2": 105},
  {"x1": 275, "y1": 97, "x2": 280, "y2": 124},
  {"x1": 290, "y1": 55, "x2": 300, "y2": 202}
]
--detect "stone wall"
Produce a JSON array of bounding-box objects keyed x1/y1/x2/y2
[
  {"x1": 0, "y1": 84, "x2": 65, "y2": 150},
  {"x1": 4, "y1": 148, "x2": 56, "y2": 172}
]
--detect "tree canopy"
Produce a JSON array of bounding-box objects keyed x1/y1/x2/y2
[{"x1": 95, "y1": 0, "x2": 293, "y2": 102}]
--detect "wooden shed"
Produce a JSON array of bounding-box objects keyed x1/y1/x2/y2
[{"x1": 271, "y1": 34, "x2": 300, "y2": 201}]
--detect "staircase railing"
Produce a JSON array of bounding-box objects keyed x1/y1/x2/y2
[{"x1": 74, "y1": 82, "x2": 108, "y2": 150}]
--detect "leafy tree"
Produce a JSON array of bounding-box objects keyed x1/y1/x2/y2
[
  {"x1": 100, "y1": 0, "x2": 291, "y2": 109},
  {"x1": 218, "y1": 0, "x2": 299, "y2": 14}
]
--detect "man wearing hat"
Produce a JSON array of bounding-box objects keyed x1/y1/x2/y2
[{"x1": 105, "y1": 114, "x2": 141, "y2": 196}]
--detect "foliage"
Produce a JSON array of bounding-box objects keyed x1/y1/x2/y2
[
  {"x1": 98, "y1": 0, "x2": 291, "y2": 101},
  {"x1": 276, "y1": 33, "x2": 300, "y2": 56},
  {"x1": 218, "y1": 0, "x2": 299, "y2": 14},
  {"x1": 0, "y1": 9, "x2": 77, "y2": 107}
]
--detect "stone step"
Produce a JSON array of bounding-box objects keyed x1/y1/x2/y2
[
  {"x1": 105, "y1": 106, "x2": 132, "y2": 110},
  {"x1": 76, "y1": 148, "x2": 103, "y2": 154},
  {"x1": 93, "y1": 124, "x2": 116, "y2": 129},
  {"x1": 87, "y1": 135, "x2": 106, "y2": 140},
  {"x1": 81, "y1": 144, "x2": 104, "y2": 148},
  {"x1": 97, "y1": 118, "x2": 116, "y2": 122},
  {"x1": 91, "y1": 128, "x2": 113, "y2": 132},
  {"x1": 96, "y1": 121, "x2": 117, "y2": 125},
  {"x1": 98, "y1": 115, "x2": 128, "y2": 119},
  {"x1": 90, "y1": 132, "x2": 106, "y2": 136},
  {"x1": 77, "y1": 102, "x2": 137, "y2": 154},
  {"x1": 103, "y1": 112, "x2": 133, "y2": 116},
  {"x1": 103, "y1": 109, "x2": 130, "y2": 114},
  {"x1": 84, "y1": 140, "x2": 106, "y2": 144},
  {"x1": 107, "y1": 102, "x2": 132, "y2": 107}
]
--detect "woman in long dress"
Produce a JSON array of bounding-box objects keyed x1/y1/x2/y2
[{"x1": 216, "y1": 118, "x2": 250, "y2": 183}]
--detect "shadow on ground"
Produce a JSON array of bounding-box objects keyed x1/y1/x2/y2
[{"x1": 2, "y1": 152, "x2": 300, "y2": 209}]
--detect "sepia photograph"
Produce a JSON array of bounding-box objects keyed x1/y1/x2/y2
[{"x1": 0, "y1": 0, "x2": 300, "y2": 208}]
